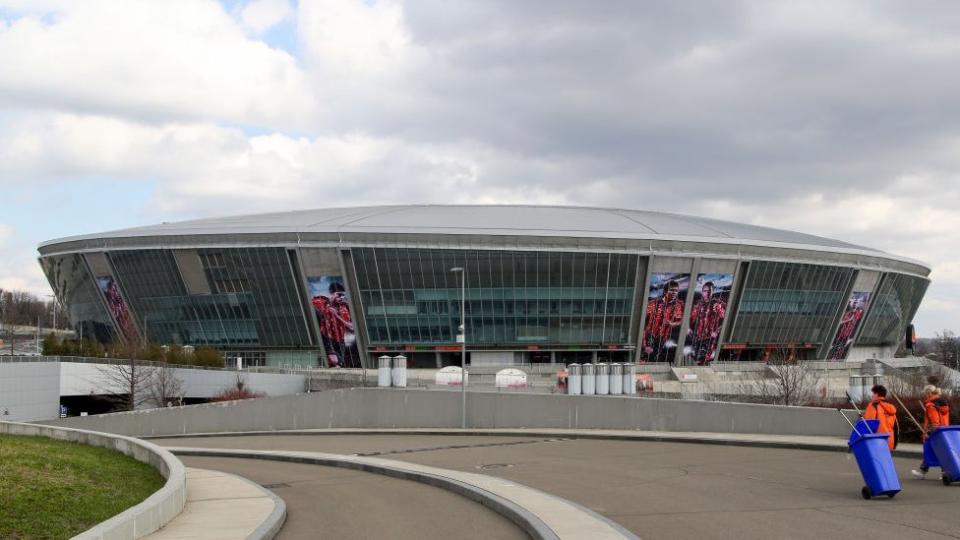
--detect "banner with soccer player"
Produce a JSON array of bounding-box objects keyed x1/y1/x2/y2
[
  {"x1": 684, "y1": 273, "x2": 734, "y2": 365},
  {"x1": 827, "y1": 291, "x2": 871, "y2": 360},
  {"x1": 307, "y1": 275, "x2": 360, "y2": 368},
  {"x1": 641, "y1": 273, "x2": 689, "y2": 363},
  {"x1": 96, "y1": 276, "x2": 139, "y2": 343}
]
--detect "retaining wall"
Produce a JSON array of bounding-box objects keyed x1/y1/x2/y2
[
  {"x1": 43, "y1": 388, "x2": 851, "y2": 438},
  {"x1": 0, "y1": 361, "x2": 60, "y2": 422},
  {"x1": 0, "y1": 421, "x2": 186, "y2": 539}
]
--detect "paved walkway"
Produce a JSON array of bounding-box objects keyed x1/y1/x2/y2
[{"x1": 144, "y1": 468, "x2": 284, "y2": 540}]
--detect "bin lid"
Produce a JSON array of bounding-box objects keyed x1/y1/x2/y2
[
  {"x1": 848, "y1": 432, "x2": 890, "y2": 448},
  {"x1": 847, "y1": 419, "x2": 881, "y2": 446}
]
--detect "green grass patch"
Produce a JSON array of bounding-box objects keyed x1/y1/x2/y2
[{"x1": 0, "y1": 434, "x2": 165, "y2": 540}]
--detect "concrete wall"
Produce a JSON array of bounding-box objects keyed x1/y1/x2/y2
[
  {"x1": 0, "y1": 361, "x2": 60, "y2": 421},
  {"x1": 59, "y1": 362, "x2": 306, "y2": 398},
  {"x1": 43, "y1": 388, "x2": 851, "y2": 438}
]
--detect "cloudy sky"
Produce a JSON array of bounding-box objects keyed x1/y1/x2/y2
[{"x1": 1, "y1": 0, "x2": 958, "y2": 335}]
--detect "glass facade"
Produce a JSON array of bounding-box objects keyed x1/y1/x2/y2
[
  {"x1": 730, "y1": 261, "x2": 855, "y2": 346},
  {"x1": 41, "y1": 254, "x2": 117, "y2": 343},
  {"x1": 856, "y1": 273, "x2": 930, "y2": 346},
  {"x1": 39, "y1": 242, "x2": 928, "y2": 362},
  {"x1": 106, "y1": 248, "x2": 310, "y2": 348},
  {"x1": 352, "y1": 248, "x2": 639, "y2": 346}
]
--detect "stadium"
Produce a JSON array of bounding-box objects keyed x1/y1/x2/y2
[{"x1": 37, "y1": 205, "x2": 930, "y2": 368}]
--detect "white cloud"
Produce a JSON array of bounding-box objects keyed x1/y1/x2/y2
[
  {"x1": 1, "y1": 0, "x2": 960, "y2": 334},
  {"x1": 238, "y1": 0, "x2": 291, "y2": 34},
  {"x1": 0, "y1": 0, "x2": 315, "y2": 128}
]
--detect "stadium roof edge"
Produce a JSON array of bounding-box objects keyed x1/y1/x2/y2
[{"x1": 37, "y1": 204, "x2": 931, "y2": 273}]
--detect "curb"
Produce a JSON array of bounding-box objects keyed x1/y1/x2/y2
[
  {"x1": 169, "y1": 447, "x2": 637, "y2": 540},
  {"x1": 146, "y1": 427, "x2": 926, "y2": 458},
  {"x1": 223, "y1": 471, "x2": 287, "y2": 540}
]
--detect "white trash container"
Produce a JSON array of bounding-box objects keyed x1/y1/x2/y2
[
  {"x1": 582, "y1": 363, "x2": 596, "y2": 395},
  {"x1": 378, "y1": 355, "x2": 392, "y2": 387},
  {"x1": 610, "y1": 363, "x2": 623, "y2": 395},
  {"x1": 623, "y1": 363, "x2": 637, "y2": 395},
  {"x1": 435, "y1": 366, "x2": 465, "y2": 386},
  {"x1": 861, "y1": 377, "x2": 872, "y2": 402},
  {"x1": 596, "y1": 363, "x2": 610, "y2": 395},
  {"x1": 848, "y1": 375, "x2": 863, "y2": 402},
  {"x1": 392, "y1": 355, "x2": 408, "y2": 388},
  {"x1": 568, "y1": 363, "x2": 582, "y2": 395}
]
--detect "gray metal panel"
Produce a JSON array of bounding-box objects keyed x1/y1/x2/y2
[
  {"x1": 38, "y1": 205, "x2": 926, "y2": 268},
  {"x1": 173, "y1": 249, "x2": 211, "y2": 295}
]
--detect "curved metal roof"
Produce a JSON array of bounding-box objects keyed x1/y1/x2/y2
[{"x1": 38, "y1": 204, "x2": 928, "y2": 270}]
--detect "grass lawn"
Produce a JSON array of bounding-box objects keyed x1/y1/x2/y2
[{"x1": 0, "y1": 434, "x2": 165, "y2": 540}]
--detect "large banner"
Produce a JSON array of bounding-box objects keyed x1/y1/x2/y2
[
  {"x1": 308, "y1": 275, "x2": 360, "y2": 368},
  {"x1": 96, "y1": 276, "x2": 138, "y2": 343},
  {"x1": 827, "y1": 291, "x2": 871, "y2": 360},
  {"x1": 684, "y1": 273, "x2": 733, "y2": 365},
  {"x1": 641, "y1": 273, "x2": 689, "y2": 363}
]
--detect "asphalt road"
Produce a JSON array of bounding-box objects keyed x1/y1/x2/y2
[
  {"x1": 179, "y1": 455, "x2": 528, "y2": 540},
  {"x1": 156, "y1": 434, "x2": 960, "y2": 540}
]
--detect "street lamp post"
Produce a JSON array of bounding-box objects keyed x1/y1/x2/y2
[{"x1": 450, "y1": 266, "x2": 466, "y2": 429}]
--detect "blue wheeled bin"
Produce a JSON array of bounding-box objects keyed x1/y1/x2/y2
[
  {"x1": 927, "y1": 425, "x2": 960, "y2": 486},
  {"x1": 848, "y1": 421, "x2": 901, "y2": 499},
  {"x1": 923, "y1": 439, "x2": 940, "y2": 469}
]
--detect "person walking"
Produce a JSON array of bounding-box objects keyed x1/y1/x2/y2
[
  {"x1": 864, "y1": 384, "x2": 899, "y2": 450},
  {"x1": 912, "y1": 385, "x2": 951, "y2": 479}
]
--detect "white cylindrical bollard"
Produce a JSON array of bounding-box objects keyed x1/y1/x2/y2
[
  {"x1": 392, "y1": 355, "x2": 408, "y2": 387},
  {"x1": 596, "y1": 363, "x2": 610, "y2": 395},
  {"x1": 623, "y1": 362, "x2": 636, "y2": 395},
  {"x1": 610, "y1": 363, "x2": 623, "y2": 394},
  {"x1": 582, "y1": 363, "x2": 596, "y2": 395},
  {"x1": 378, "y1": 355, "x2": 392, "y2": 387},
  {"x1": 567, "y1": 363, "x2": 582, "y2": 395}
]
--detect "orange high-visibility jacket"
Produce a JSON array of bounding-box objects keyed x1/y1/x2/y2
[
  {"x1": 924, "y1": 397, "x2": 951, "y2": 431},
  {"x1": 864, "y1": 398, "x2": 898, "y2": 450}
]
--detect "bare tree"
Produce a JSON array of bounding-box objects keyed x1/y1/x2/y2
[
  {"x1": 935, "y1": 330, "x2": 959, "y2": 370},
  {"x1": 145, "y1": 363, "x2": 184, "y2": 408},
  {"x1": 96, "y1": 359, "x2": 156, "y2": 411},
  {"x1": 743, "y1": 349, "x2": 820, "y2": 406}
]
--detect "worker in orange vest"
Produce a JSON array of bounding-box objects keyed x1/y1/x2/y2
[
  {"x1": 864, "y1": 384, "x2": 899, "y2": 450},
  {"x1": 912, "y1": 385, "x2": 951, "y2": 479}
]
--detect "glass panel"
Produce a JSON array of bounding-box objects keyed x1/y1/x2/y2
[
  {"x1": 104, "y1": 248, "x2": 310, "y2": 348},
  {"x1": 40, "y1": 254, "x2": 117, "y2": 343},
  {"x1": 857, "y1": 273, "x2": 929, "y2": 346},
  {"x1": 352, "y1": 248, "x2": 638, "y2": 346},
  {"x1": 730, "y1": 261, "x2": 854, "y2": 346}
]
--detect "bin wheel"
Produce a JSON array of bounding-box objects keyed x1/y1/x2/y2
[
  {"x1": 861, "y1": 486, "x2": 871, "y2": 500},
  {"x1": 886, "y1": 492, "x2": 896, "y2": 499},
  {"x1": 942, "y1": 474, "x2": 951, "y2": 486}
]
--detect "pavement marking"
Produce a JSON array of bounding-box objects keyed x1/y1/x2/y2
[{"x1": 354, "y1": 437, "x2": 572, "y2": 457}]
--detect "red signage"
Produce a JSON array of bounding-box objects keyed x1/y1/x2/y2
[
  {"x1": 404, "y1": 345, "x2": 416, "y2": 352},
  {"x1": 606, "y1": 345, "x2": 619, "y2": 350},
  {"x1": 722, "y1": 343, "x2": 747, "y2": 350},
  {"x1": 373, "y1": 347, "x2": 387, "y2": 353},
  {"x1": 527, "y1": 345, "x2": 539, "y2": 350},
  {"x1": 435, "y1": 346, "x2": 461, "y2": 351}
]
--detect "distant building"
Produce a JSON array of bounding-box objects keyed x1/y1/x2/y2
[{"x1": 38, "y1": 205, "x2": 929, "y2": 367}]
